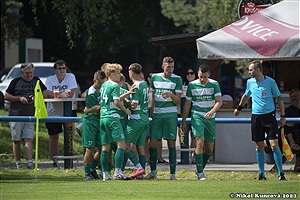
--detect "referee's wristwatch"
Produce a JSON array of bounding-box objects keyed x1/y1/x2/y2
[{"x1": 280, "y1": 115, "x2": 285, "y2": 118}]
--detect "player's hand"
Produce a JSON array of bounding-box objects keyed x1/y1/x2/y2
[
  {"x1": 233, "y1": 109, "x2": 240, "y2": 116},
  {"x1": 162, "y1": 91, "x2": 172, "y2": 99},
  {"x1": 204, "y1": 111, "x2": 213, "y2": 119},
  {"x1": 125, "y1": 108, "x2": 131, "y2": 115}
]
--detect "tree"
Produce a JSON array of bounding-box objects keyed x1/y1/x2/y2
[
  {"x1": 160, "y1": 0, "x2": 241, "y2": 32},
  {"x1": 1, "y1": 0, "x2": 32, "y2": 45},
  {"x1": 29, "y1": 0, "x2": 115, "y2": 48}
]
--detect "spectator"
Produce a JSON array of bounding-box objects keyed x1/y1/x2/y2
[
  {"x1": 4, "y1": 63, "x2": 47, "y2": 169},
  {"x1": 267, "y1": 89, "x2": 300, "y2": 172},
  {"x1": 44, "y1": 60, "x2": 78, "y2": 168}
]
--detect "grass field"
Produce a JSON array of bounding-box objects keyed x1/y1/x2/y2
[
  {"x1": 1, "y1": 169, "x2": 299, "y2": 200},
  {"x1": 0, "y1": 109, "x2": 83, "y2": 163},
  {"x1": 1, "y1": 109, "x2": 299, "y2": 199}
]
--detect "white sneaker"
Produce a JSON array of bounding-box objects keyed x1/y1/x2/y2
[
  {"x1": 114, "y1": 173, "x2": 131, "y2": 180},
  {"x1": 198, "y1": 172, "x2": 207, "y2": 180}
]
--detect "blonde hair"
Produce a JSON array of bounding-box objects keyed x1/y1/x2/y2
[
  {"x1": 105, "y1": 63, "x2": 123, "y2": 77},
  {"x1": 119, "y1": 73, "x2": 125, "y2": 82}
]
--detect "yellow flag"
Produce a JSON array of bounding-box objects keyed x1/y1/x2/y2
[
  {"x1": 281, "y1": 127, "x2": 294, "y2": 161},
  {"x1": 34, "y1": 80, "x2": 48, "y2": 119}
]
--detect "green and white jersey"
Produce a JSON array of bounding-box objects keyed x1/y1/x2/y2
[
  {"x1": 186, "y1": 78, "x2": 221, "y2": 118},
  {"x1": 119, "y1": 87, "x2": 128, "y2": 120},
  {"x1": 128, "y1": 80, "x2": 149, "y2": 123},
  {"x1": 83, "y1": 86, "x2": 100, "y2": 120},
  {"x1": 100, "y1": 80, "x2": 121, "y2": 118},
  {"x1": 150, "y1": 73, "x2": 182, "y2": 115}
]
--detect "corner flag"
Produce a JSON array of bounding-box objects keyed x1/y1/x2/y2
[
  {"x1": 281, "y1": 127, "x2": 294, "y2": 161},
  {"x1": 34, "y1": 80, "x2": 47, "y2": 179},
  {"x1": 34, "y1": 80, "x2": 47, "y2": 119}
]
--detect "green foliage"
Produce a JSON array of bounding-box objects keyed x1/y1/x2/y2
[
  {"x1": 161, "y1": 0, "x2": 241, "y2": 32},
  {"x1": 30, "y1": 0, "x2": 115, "y2": 48},
  {"x1": 1, "y1": 1, "x2": 32, "y2": 45},
  {"x1": 0, "y1": 110, "x2": 83, "y2": 163}
]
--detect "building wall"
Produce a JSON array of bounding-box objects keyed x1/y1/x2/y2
[{"x1": 4, "y1": 41, "x2": 19, "y2": 68}]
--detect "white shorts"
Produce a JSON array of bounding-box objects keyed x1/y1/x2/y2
[{"x1": 9, "y1": 122, "x2": 34, "y2": 141}]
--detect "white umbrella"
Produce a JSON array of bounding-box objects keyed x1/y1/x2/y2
[{"x1": 196, "y1": 0, "x2": 300, "y2": 60}]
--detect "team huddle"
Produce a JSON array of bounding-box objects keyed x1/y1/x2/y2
[
  {"x1": 6, "y1": 57, "x2": 293, "y2": 181},
  {"x1": 80, "y1": 57, "x2": 225, "y2": 181}
]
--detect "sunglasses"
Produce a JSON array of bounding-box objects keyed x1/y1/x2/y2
[
  {"x1": 187, "y1": 72, "x2": 194, "y2": 75},
  {"x1": 57, "y1": 67, "x2": 66, "y2": 70}
]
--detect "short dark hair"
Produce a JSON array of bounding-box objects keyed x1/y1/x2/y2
[
  {"x1": 198, "y1": 64, "x2": 210, "y2": 73},
  {"x1": 249, "y1": 60, "x2": 262, "y2": 70},
  {"x1": 163, "y1": 56, "x2": 174, "y2": 64},
  {"x1": 54, "y1": 60, "x2": 67, "y2": 69},
  {"x1": 129, "y1": 63, "x2": 142, "y2": 74}
]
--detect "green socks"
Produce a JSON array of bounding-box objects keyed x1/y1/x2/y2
[
  {"x1": 149, "y1": 148, "x2": 158, "y2": 170},
  {"x1": 169, "y1": 147, "x2": 176, "y2": 174}
]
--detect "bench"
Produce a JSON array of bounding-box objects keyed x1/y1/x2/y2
[{"x1": 53, "y1": 155, "x2": 83, "y2": 168}]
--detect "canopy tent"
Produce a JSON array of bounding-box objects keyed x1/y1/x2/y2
[{"x1": 196, "y1": 0, "x2": 300, "y2": 60}]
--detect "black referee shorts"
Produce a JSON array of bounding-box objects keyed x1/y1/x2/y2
[{"x1": 251, "y1": 112, "x2": 279, "y2": 142}]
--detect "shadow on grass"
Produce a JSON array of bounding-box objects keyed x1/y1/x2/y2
[{"x1": 0, "y1": 169, "x2": 85, "y2": 182}]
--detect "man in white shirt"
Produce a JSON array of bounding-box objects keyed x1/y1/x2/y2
[{"x1": 44, "y1": 60, "x2": 78, "y2": 168}]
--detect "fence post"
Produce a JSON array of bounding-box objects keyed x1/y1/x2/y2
[
  {"x1": 179, "y1": 97, "x2": 190, "y2": 164},
  {"x1": 63, "y1": 101, "x2": 73, "y2": 169}
]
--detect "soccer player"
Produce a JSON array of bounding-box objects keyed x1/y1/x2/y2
[
  {"x1": 81, "y1": 70, "x2": 106, "y2": 180},
  {"x1": 233, "y1": 60, "x2": 286, "y2": 181},
  {"x1": 125, "y1": 63, "x2": 149, "y2": 179},
  {"x1": 146, "y1": 56, "x2": 182, "y2": 180},
  {"x1": 99, "y1": 63, "x2": 131, "y2": 180},
  {"x1": 181, "y1": 64, "x2": 222, "y2": 180}
]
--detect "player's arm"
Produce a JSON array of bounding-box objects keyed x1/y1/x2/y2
[
  {"x1": 84, "y1": 105, "x2": 100, "y2": 114},
  {"x1": 114, "y1": 99, "x2": 131, "y2": 115},
  {"x1": 276, "y1": 96, "x2": 286, "y2": 126},
  {"x1": 149, "y1": 91, "x2": 154, "y2": 117},
  {"x1": 181, "y1": 99, "x2": 191, "y2": 133},
  {"x1": 205, "y1": 95, "x2": 222, "y2": 118},
  {"x1": 162, "y1": 91, "x2": 181, "y2": 105},
  {"x1": 233, "y1": 94, "x2": 250, "y2": 116}
]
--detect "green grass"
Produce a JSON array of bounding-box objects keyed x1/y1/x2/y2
[
  {"x1": 0, "y1": 109, "x2": 83, "y2": 163},
  {"x1": 1, "y1": 109, "x2": 300, "y2": 199},
  {"x1": 0, "y1": 169, "x2": 299, "y2": 200}
]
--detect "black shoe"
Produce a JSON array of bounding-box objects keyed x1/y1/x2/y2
[
  {"x1": 294, "y1": 167, "x2": 300, "y2": 172},
  {"x1": 157, "y1": 159, "x2": 168, "y2": 164},
  {"x1": 52, "y1": 161, "x2": 60, "y2": 169},
  {"x1": 90, "y1": 169, "x2": 100, "y2": 179},
  {"x1": 258, "y1": 173, "x2": 266, "y2": 180},
  {"x1": 278, "y1": 172, "x2": 286, "y2": 180}
]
